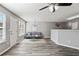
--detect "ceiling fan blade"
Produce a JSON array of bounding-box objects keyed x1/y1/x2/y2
[
  {"x1": 39, "y1": 5, "x2": 49, "y2": 11},
  {"x1": 58, "y1": 3, "x2": 72, "y2": 6}
]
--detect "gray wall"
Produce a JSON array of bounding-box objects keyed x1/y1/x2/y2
[
  {"x1": 26, "y1": 22, "x2": 56, "y2": 38},
  {"x1": 67, "y1": 18, "x2": 79, "y2": 29},
  {"x1": 26, "y1": 22, "x2": 68, "y2": 38}
]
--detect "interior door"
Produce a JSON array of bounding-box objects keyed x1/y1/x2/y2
[{"x1": 10, "y1": 16, "x2": 17, "y2": 46}]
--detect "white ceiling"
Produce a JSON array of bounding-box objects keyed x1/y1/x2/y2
[{"x1": 1, "y1": 3, "x2": 79, "y2": 22}]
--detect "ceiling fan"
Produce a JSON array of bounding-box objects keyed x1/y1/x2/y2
[{"x1": 39, "y1": 3, "x2": 72, "y2": 12}]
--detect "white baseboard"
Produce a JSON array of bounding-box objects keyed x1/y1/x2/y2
[
  {"x1": 0, "y1": 46, "x2": 12, "y2": 55},
  {"x1": 53, "y1": 41, "x2": 79, "y2": 50},
  {"x1": 0, "y1": 43, "x2": 17, "y2": 55},
  {"x1": 58, "y1": 43, "x2": 79, "y2": 50}
]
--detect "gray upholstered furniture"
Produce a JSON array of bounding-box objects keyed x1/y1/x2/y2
[{"x1": 24, "y1": 32, "x2": 43, "y2": 39}]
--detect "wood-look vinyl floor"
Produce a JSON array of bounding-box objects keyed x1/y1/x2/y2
[{"x1": 2, "y1": 39, "x2": 79, "y2": 56}]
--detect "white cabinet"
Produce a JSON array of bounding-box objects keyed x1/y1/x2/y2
[
  {"x1": 51, "y1": 30, "x2": 79, "y2": 49},
  {"x1": 51, "y1": 30, "x2": 58, "y2": 44}
]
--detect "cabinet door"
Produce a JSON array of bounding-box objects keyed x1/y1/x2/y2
[{"x1": 10, "y1": 16, "x2": 18, "y2": 46}]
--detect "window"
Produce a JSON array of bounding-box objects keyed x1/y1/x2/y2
[
  {"x1": 18, "y1": 19, "x2": 25, "y2": 36},
  {"x1": 0, "y1": 13, "x2": 6, "y2": 42}
]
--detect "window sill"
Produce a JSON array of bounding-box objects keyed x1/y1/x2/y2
[
  {"x1": 19, "y1": 33, "x2": 25, "y2": 36},
  {"x1": 0, "y1": 40, "x2": 6, "y2": 44}
]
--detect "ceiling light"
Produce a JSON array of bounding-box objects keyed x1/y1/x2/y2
[{"x1": 67, "y1": 15, "x2": 79, "y2": 20}]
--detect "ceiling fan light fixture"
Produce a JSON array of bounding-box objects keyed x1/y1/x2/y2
[
  {"x1": 55, "y1": 6, "x2": 59, "y2": 10},
  {"x1": 49, "y1": 5, "x2": 53, "y2": 12},
  {"x1": 49, "y1": 5, "x2": 59, "y2": 12}
]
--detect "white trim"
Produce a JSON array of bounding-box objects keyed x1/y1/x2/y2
[
  {"x1": 67, "y1": 15, "x2": 79, "y2": 20},
  {"x1": 58, "y1": 43, "x2": 79, "y2": 50},
  {"x1": 0, "y1": 43, "x2": 17, "y2": 55},
  {"x1": 0, "y1": 40, "x2": 6, "y2": 43},
  {"x1": 53, "y1": 41, "x2": 79, "y2": 50}
]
